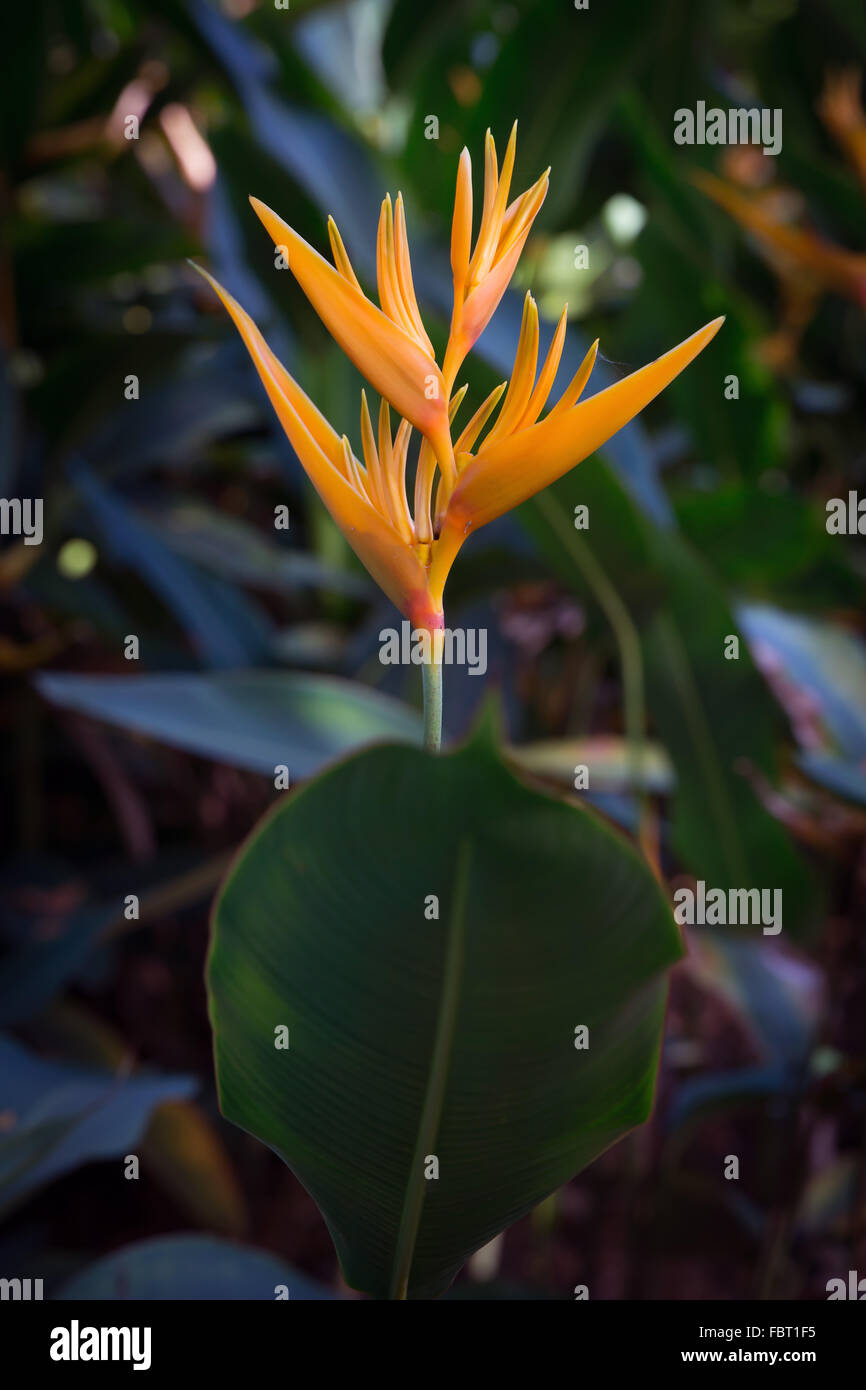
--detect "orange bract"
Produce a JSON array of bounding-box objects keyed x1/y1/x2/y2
[{"x1": 193, "y1": 126, "x2": 722, "y2": 631}]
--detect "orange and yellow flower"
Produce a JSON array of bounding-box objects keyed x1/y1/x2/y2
[
  {"x1": 194, "y1": 125, "x2": 722, "y2": 632},
  {"x1": 692, "y1": 69, "x2": 866, "y2": 368}
]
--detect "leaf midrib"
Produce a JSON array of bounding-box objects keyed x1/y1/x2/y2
[{"x1": 387, "y1": 838, "x2": 472, "y2": 1300}]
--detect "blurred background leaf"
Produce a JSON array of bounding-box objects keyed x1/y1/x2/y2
[{"x1": 56, "y1": 1233, "x2": 336, "y2": 1300}]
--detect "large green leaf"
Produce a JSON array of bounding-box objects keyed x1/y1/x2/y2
[{"x1": 208, "y1": 722, "x2": 681, "y2": 1299}]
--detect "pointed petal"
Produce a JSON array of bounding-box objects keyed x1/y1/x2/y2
[
  {"x1": 378, "y1": 396, "x2": 414, "y2": 541},
  {"x1": 519, "y1": 304, "x2": 568, "y2": 427},
  {"x1": 340, "y1": 435, "x2": 371, "y2": 505},
  {"x1": 413, "y1": 437, "x2": 437, "y2": 545},
  {"x1": 456, "y1": 166, "x2": 547, "y2": 354},
  {"x1": 448, "y1": 382, "x2": 468, "y2": 423},
  {"x1": 471, "y1": 121, "x2": 517, "y2": 284},
  {"x1": 468, "y1": 129, "x2": 499, "y2": 284},
  {"x1": 496, "y1": 168, "x2": 549, "y2": 261},
  {"x1": 485, "y1": 292, "x2": 539, "y2": 443},
  {"x1": 249, "y1": 197, "x2": 449, "y2": 440},
  {"x1": 460, "y1": 228, "x2": 531, "y2": 352},
  {"x1": 454, "y1": 382, "x2": 507, "y2": 454},
  {"x1": 190, "y1": 262, "x2": 347, "y2": 471},
  {"x1": 394, "y1": 193, "x2": 434, "y2": 355},
  {"x1": 451, "y1": 148, "x2": 473, "y2": 290},
  {"x1": 327, "y1": 216, "x2": 362, "y2": 291},
  {"x1": 489, "y1": 121, "x2": 518, "y2": 241},
  {"x1": 548, "y1": 338, "x2": 599, "y2": 417},
  {"x1": 392, "y1": 417, "x2": 414, "y2": 538},
  {"x1": 377, "y1": 194, "x2": 419, "y2": 342},
  {"x1": 191, "y1": 263, "x2": 428, "y2": 619},
  {"x1": 446, "y1": 318, "x2": 725, "y2": 530},
  {"x1": 359, "y1": 390, "x2": 387, "y2": 513}
]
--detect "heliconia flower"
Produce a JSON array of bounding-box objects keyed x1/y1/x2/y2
[
  {"x1": 193, "y1": 127, "x2": 722, "y2": 633},
  {"x1": 692, "y1": 169, "x2": 866, "y2": 308},
  {"x1": 692, "y1": 71, "x2": 866, "y2": 362}
]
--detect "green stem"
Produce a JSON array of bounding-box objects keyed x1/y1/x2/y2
[{"x1": 422, "y1": 653, "x2": 443, "y2": 754}]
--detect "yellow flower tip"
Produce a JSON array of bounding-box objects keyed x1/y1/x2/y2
[
  {"x1": 549, "y1": 335, "x2": 599, "y2": 414},
  {"x1": 448, "y1": 382, "x2": 469, "y2": 423},
  {"x1": 678, "y1": 316, "x2": 724, "y2": 355},
  {"x1": 327, "y1": 216, "x2": 362, "y2": 291},
  {"x1": 483, "y1": 129, "x2": 498, "y2": 185},
  {"x1": 500, "y1": 121, "x2": 518, "y2": 173},
  {"x1": 452, "y1": 148, "x2": 474, "y2": 287}
]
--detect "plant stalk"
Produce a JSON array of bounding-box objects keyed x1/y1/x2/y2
[
  {"x1": 422, "y1": 650, "x2": 443, "y2": 754},
  {"x1": 534, "y1": 492, "x2": 657, "y2": 874}
]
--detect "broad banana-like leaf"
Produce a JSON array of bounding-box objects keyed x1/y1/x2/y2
[{"x1": 208, "y1": 721, "x2": 681, "y2": 1298}]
